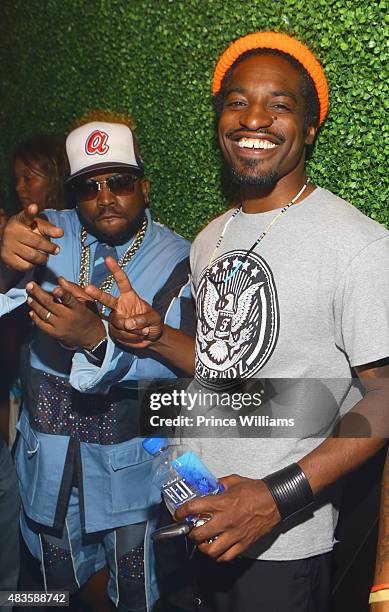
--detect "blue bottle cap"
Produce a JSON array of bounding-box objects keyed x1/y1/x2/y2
[{"x1": 142, "y1": 437, "x2": 166, "y2": 455}]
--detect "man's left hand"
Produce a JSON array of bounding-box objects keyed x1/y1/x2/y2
[
  {"x1": 26, "y1": 279, "x2": 106, "y2": 349},
  {"x1": 175, "y1": 474, "x2": 281, "y2": 562}
]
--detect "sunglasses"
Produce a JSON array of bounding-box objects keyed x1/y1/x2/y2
[{"x1": 72, "y1": 173, "x2": 140, "y2": 202}]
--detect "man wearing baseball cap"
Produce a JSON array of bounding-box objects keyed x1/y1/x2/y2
[
  {"x1": 0, "y1": 113, "x2": 194, "y2": 610},
  {"x1": 84, "y1": 34, "x2": 389, "y2": 610}
]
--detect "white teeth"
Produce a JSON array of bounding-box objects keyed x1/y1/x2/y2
[{"x1": 238, "y1": 138, "x2": 277, "y2": 149}]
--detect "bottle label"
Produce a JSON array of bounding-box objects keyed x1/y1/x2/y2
[
  {"x1": 162, "y1": 477, "x2": 198, "y2": 508},
  {"x1": 172, "y1": 451, "x2": 222, "y2": 496}
]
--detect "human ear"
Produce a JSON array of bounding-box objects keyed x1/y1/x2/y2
[
  {"x1": 304, "y1": 125, "x2": 317, "y2": 145},
  {"x1": 140, "y1": 178, "x2": 150, "y2": 204}
]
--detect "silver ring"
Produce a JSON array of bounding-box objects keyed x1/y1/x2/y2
[{"x1": 45, "y1": 311, "x2": 52, "y2": 321}]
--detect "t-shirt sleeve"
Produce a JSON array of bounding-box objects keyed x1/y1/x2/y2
[
  {"x1": 189, "y1": 239, "x2": 198, "y2": 300},
  {"x1": 333, "y1": 236, "x2": 389, "y2": 367}
]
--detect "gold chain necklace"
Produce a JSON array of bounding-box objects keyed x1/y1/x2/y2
[{"x1": 79, "y1": 216, "x2": 148, "y2": 311}]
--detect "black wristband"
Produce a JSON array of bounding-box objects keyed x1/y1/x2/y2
[{"x1": 262, "y1": 463, "x2": 314, "y2": 521}]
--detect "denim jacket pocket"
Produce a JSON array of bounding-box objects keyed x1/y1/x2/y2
[{"x1": 109, "y1": 440, "x2": 159, "y2": 513}]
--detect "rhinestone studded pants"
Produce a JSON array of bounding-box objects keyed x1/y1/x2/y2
[{"x1": 20, "y1": 487, "x2": 150, "y2": 611}]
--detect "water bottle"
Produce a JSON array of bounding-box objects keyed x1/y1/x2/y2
[{"x1": 143, "y1": 437, "x2": 224, "y2": 539}]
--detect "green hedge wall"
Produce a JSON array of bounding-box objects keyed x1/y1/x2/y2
[{"x1": 0, "y1": 0, "x2": 387, "y2": 238}]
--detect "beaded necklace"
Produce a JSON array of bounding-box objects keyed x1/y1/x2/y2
[
  {"x1": 207, "y1": 179, "x2": 310, "y2": 284},
  {"x1": 79, "y1": 215, "x2": 148, "y2": 313}
]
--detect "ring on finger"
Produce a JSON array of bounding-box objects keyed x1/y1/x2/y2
[{"x1": 45, "y1": 310, "x2": 52, "y2": 321}]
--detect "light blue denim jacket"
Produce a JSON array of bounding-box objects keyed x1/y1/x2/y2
[{"x1": 1, "y1": 208, "x2": 192, "y2": 533}]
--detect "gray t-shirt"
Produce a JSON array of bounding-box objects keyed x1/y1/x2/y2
[{"x1": 188, "y1": 186, "x2": 389, "y2": 561}]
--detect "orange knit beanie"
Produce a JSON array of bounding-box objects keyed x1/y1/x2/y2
[{"x1": 212, "y1": 32, "x2": 328, "y2": 126}]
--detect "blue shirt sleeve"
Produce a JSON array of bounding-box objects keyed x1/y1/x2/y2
[
  {"x1": 69, "y1": 269, "x2": 194, "y2": 394},
  {"x1": 0, "y1": 271, "x2": 33, "y2": 316}
]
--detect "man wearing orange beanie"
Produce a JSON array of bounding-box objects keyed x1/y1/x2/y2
[{"x1": 71, "y1": 32, "x2": 388, "y2": 611}]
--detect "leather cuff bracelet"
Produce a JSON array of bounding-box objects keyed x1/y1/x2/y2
[{"x1": 262, "y1": 463, "x2": 314, "y2": 521}]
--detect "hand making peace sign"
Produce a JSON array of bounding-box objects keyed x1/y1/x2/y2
[{"x1": 84, "y1": 256, "x2": 163, "y2": 349}]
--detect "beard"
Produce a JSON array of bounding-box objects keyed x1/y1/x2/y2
[
  {"x1": 78, "y1": 209, "x2": 146, "y2": 246},
  {"x1": 230, "y1": 158, "x2": 279, "y2": 189}
]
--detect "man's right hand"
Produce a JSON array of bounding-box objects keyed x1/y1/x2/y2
[
  {"x1": 0, "y1": 203, "x2": 64, "y2": 272},
  {"x1": 85, "y1": 256, "x2": 163, "y2": 349},
  {"x1": 85, "y1": 257, "x2": 195, "y2": 375}
]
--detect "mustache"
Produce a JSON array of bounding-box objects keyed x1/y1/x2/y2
[
  {"x1": 95, "y1": 207, "x2": 125, "y2": 220},
  {"x1": 226, "y1": 128, "x2": 285, "y2": 144}
]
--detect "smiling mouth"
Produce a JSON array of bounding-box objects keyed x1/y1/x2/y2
[{"x1": 237, "y1": 137, "x2": 279, "y2": 150}]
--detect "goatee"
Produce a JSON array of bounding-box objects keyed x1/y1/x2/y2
[
  {"x1": 78, "y1": 210, "x2": 146, "y2": 246},
  {"x1": 231, "y1": 160, "x2": 279, "y2": 189}
]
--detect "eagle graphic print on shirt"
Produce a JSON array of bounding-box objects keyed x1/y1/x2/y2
[{"x1": 195, "y1": 251, "x2": 279, "y2": 385}]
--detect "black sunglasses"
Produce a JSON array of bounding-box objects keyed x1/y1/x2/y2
[{"x1": 72, "y1": 173, "x2": 140, "y2": 202}]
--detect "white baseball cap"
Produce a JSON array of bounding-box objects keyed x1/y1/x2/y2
[{"x1": 66, "y1": 121, "x2": 144, "y2": 181}]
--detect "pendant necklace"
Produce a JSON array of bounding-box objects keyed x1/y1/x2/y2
[{"x1": 207, "y1": 178, "x2": 310, "y2": 284}]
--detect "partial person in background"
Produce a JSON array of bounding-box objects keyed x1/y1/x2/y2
[
  {"x1": 1, "y1": 133, "x2": 70, "y2": 287},
  {"x1": 13, "y1": 133, "x2": 71, "y2": 212},
  {"x1": 371, "y1": 447, "x2": 389, "y2": 611},
  {"x1": 1, "y1": 133, "x2": 71, "y2": 286},
  {"x1": 0, "y1": 137, "x2": 72, "y2": 608},
  {"x1": 2, "y1": 133, "x2": 73, "y2": 440},
  {"x1": 0, "y1": 134, "x2": 71, "y2": 609}
]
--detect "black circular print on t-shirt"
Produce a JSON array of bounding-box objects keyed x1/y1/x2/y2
[{"x1": 195, "y1": 250, "x2": 279, "y2": 387}]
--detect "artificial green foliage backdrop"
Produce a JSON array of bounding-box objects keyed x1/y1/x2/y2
[{"x1": 0, "y1": 0, "x2": 387, "y2": 237}]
